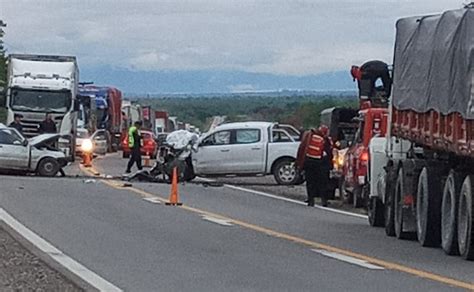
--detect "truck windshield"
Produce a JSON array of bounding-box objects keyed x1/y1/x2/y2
[{"x1": 10, "y1": 89, "x2": 71, "y2": 113}]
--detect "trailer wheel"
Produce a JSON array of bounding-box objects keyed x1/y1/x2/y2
[
  {"x1": 416, "y1": 166, "x2": 443, "y2": 247},
  {"x1": 368, "y1": 196, "x2": 385, "y2": 227},
  {"x1": 394, "y1": 168, "x2": 412, "y2": 239},
  {"x1": 458, "y1": 175, "x2": 474, "y2": 260},
  {"x1": 384, "y1": 186, "x2": 395, "y2": 237},
  {"x1": 441, "y1": 170, "x2": 463, "y2": 255}
]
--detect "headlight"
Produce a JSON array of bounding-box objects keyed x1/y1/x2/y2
[{"x1": 82, "y1": 139, "x2": 93, "y2": 153}]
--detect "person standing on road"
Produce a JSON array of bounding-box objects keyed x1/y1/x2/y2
[
  {"x1": 296, "y1": 125, "x2": 333, "y2": 207},
  {"x1": 38, "y1": 113, "x2": 57, "y2": 134},
  {"x1": 9, "y1": 114, "x2": 23, "y2": 134},
  {"x1": 126, "y1": 121, "x2": 143, "y2": 174}
]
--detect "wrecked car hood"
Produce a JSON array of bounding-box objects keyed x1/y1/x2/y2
[{"x1": 28, "y1": 134, "x2": 62, "y2": 147}]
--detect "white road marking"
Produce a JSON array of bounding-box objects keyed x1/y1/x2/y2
[
  {"x1": 223, "y1": 184, "x2": 368, "y2": 220},
  {"x1": 312, "y1": 249, "x2": 385, "y2": 270},
  {"x1": 202, "y1": 216, "x2": 234, "y2": 226},
  {"x1": 0, "y1": 208, "x2": 122, "y2": 292},
  {"x1": 143, "y1": 197, "x2": 162, "y2": 204}
]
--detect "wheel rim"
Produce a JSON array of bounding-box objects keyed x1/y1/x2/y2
[
  {"x1": 441, "y1": 177, "x2": 454, "y2": 246},
  {"x1": 43, "y1": 162, "x2": 55, "y2": 173},
  {"x1": 278, "y1": 163, "x2": 296, "y2": 183}
]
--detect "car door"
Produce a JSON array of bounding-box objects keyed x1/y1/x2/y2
[
  {"x1": 193, "y1": 130, "x2": 232, "y2": 174},
  {"x1": 0, "y1": 128, "x2": 29, "y2": 170},
  {"x1": 228, "y1": 128, "x2": 265, "y2": 173}
]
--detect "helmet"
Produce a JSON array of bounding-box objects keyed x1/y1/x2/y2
[{"x1": 318, "y1": 125, "x2": 329, "y2": 137}]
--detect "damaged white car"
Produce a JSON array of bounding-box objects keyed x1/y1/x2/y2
[{"x1": 0, "y1": 123, "x2": 67, "y2": 177}]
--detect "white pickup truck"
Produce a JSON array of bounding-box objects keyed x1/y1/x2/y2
[{"x1": 192, "y1": 122, "x2": 302, "y2": 185}]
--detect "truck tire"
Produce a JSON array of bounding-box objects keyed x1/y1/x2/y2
[
  {"x1": 416, "y1": 166, "x2": 443, "y2": 247},
  {"x1": 441, "y1": 170, "x2": 463, "y2": 255},
  {"x1": 273, "y1": 158, "x2": 300, "y2": 185},
  {"x1": 37, "y1": 158, "x2": 60, "y2": 177},
  {"x1": 368, "y1": 196, "x2": 385, "y2": 227},
  {"x1": 458, "y1": 175, "x2": 474, "y2": 260},
  {"x1": 385, "y1": 188, "x2": 395, "y2": 236},
  {"x1": 395, "y1": 168, "x2": 412, "y2": 239}
]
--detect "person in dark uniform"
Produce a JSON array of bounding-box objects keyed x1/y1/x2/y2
[
  {"x1": 126, "y1": 121, "x2": 143, "y2": 174},
  {"x1": 296, "y1": 125, "x2": 333, "y2": 207},
  {"x1": 38, "y1": 113, "x2": 57, "y2": 134},
  {"x1": 9, "y1": 114, "x2": 23, "y2": 134}
]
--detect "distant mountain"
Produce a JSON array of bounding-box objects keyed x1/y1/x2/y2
[{"x1": 80, "y1": 66, "x2": 356, "y2": 95}]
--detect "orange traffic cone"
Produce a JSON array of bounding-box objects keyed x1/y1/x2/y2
[
  {"x1": 144, "y1": 152, "x2": 151, "y2": 167},
  {"x1": 82, "y1": 152, "x2": 92, "y2": 167},
  {"x1": 165, "y1": 167, "x2": 183, "y2": 206}
]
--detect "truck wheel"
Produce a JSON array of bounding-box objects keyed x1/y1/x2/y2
[
  {"x1": 368, "y1": 196, "x2": 385, "y2": 227},
  {"x1": 385, "y1": 188, "x2": 395, "y2": 237},
  {"x1": 273, "y1": 159, "x2": 300, "y2": 185},
  {"x1": 458, "y1": 175, "x2": 474, "y2": 260},
  {"x1": 395, "y1": 168, "x2": 414, "y2": 239},
  {"x1": 441, "y1": 170, "x2": 463, "y2": 255},
  {"x1": 37, "y1": 158, "x2": 60, "y2": 177},
  {"x1": 123, "y1": 152, "x2": 130, "y2": 159},
  {"x1": 416, "y1": 166, "x2": 443, "y2": 247}
]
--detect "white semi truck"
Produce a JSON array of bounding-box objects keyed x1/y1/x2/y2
[{"x1": 6, "y1": 54, "x2": 79, "y2": 160}]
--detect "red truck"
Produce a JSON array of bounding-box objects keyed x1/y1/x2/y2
[
  {"x1": 369, "y1": 7, "x2": 474, "y2": 260},
  {"x1": 335, "y1": 60, "x2": 391, "y2": 207}
]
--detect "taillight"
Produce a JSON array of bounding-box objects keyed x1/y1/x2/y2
[{"x1": 360, "y1": 151, "x2": 369, "y2": 162}]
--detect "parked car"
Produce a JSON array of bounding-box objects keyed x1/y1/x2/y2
[
  {"x1": 76, "y1": 129, "x2": 108, "y2": 156},
  {"x1": 0, "y1": 123, "x2": 67, "y2": 177},
  {"x1": 121, "y1": 130, "x2": 158, "y2": 159},
  {"x1": 192, "y1": 122, "x2": 302, "y2": 185}
]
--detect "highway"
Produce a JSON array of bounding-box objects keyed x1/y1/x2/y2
[{"x1": 0, "y1": 154, "x2": 473, "y2": 291}]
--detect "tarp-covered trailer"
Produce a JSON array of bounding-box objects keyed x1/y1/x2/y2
[{"x1": 370, "y1": 7, "x2": 474, "y2": 261}]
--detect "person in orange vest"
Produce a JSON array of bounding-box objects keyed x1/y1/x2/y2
[{"x1": 296, "y1": 125, "x2": 333, "y2": 207}]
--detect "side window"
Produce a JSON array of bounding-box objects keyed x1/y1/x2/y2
[
  {"x1": 201, "y1": 130, "x2": 231, "y2": 146},
  {"x1": 0, "y1": 129, "x2": 22, "y2": 145},
  {"x1": 272, "y1": 130, "x2": 292, "y2": 143},
  {"x1": 235, "y1": 129, "x2": 260, "y2": 144}
]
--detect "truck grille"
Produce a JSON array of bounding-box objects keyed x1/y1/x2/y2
[{"x1": 21, "y1": 117, "x2": 63, "y2": 138}]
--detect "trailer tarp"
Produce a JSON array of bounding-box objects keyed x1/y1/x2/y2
[{"x1": 392, "y1": 8, "x2": 474, "y2": 119}]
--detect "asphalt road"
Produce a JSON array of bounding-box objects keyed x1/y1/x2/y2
[{"x1": 0, "y1": 154, "x2": 472, "y2": 291}]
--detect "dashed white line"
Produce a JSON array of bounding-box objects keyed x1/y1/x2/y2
[
  {"x1": 312, "y1": 249, "x2": 385, "y2": 270},
  {"x1": 0, "y1": 208, "x2": 122, "y2": 292},
  {"x1": 202, "y1": 216, "x2": 234, "y2": 226},
  {"x1": 143, "y1": 197, "x2": 162, "y2": 204}
]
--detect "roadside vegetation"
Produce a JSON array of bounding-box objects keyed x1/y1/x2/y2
[{"x1": 138, "y1": 95, "x2": 358, "y2": 131}]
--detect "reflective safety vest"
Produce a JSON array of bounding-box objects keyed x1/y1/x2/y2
[
  {"x1": 128, "y1": 126, "x2": 138, "y2": 148},
  {"x1": 306, "y1": 134, "x2": 325, "y2": 159}
]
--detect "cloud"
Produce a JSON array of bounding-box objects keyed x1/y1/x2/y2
[{"x1": 0, "y1": 0, "x2": 459, "y2": 76}]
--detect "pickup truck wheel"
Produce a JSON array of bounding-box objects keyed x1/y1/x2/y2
[
  {"x1": 417, "y1": 166, "x2": 443, "y2": 247},
  {"x1": 339, "y1": 177, "x2": 352, "y2": 204},
  {"x1": 458, "y1": 175, "x2": 474, "y2": 260},
  {"x1": 273, "y1": 159, "x2": 299, "y2": 185},
  {"x1": 441, "y1": 170, "x2": 462, "y2": 255},
  {"x1": 37, "y1": 158, "x2": 60, "y2": 177}
]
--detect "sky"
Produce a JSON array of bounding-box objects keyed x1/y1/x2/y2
[{"x1": 0, "y1": 0, "x2": 463, "y2": 93}]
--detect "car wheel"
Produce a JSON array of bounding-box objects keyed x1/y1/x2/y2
[
  {"x1": 273, "y1": 159, "x2": 300, "y2": 185},
  {"x1": 37, "y1": 158, "x2": 60, "y2": 177}
]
